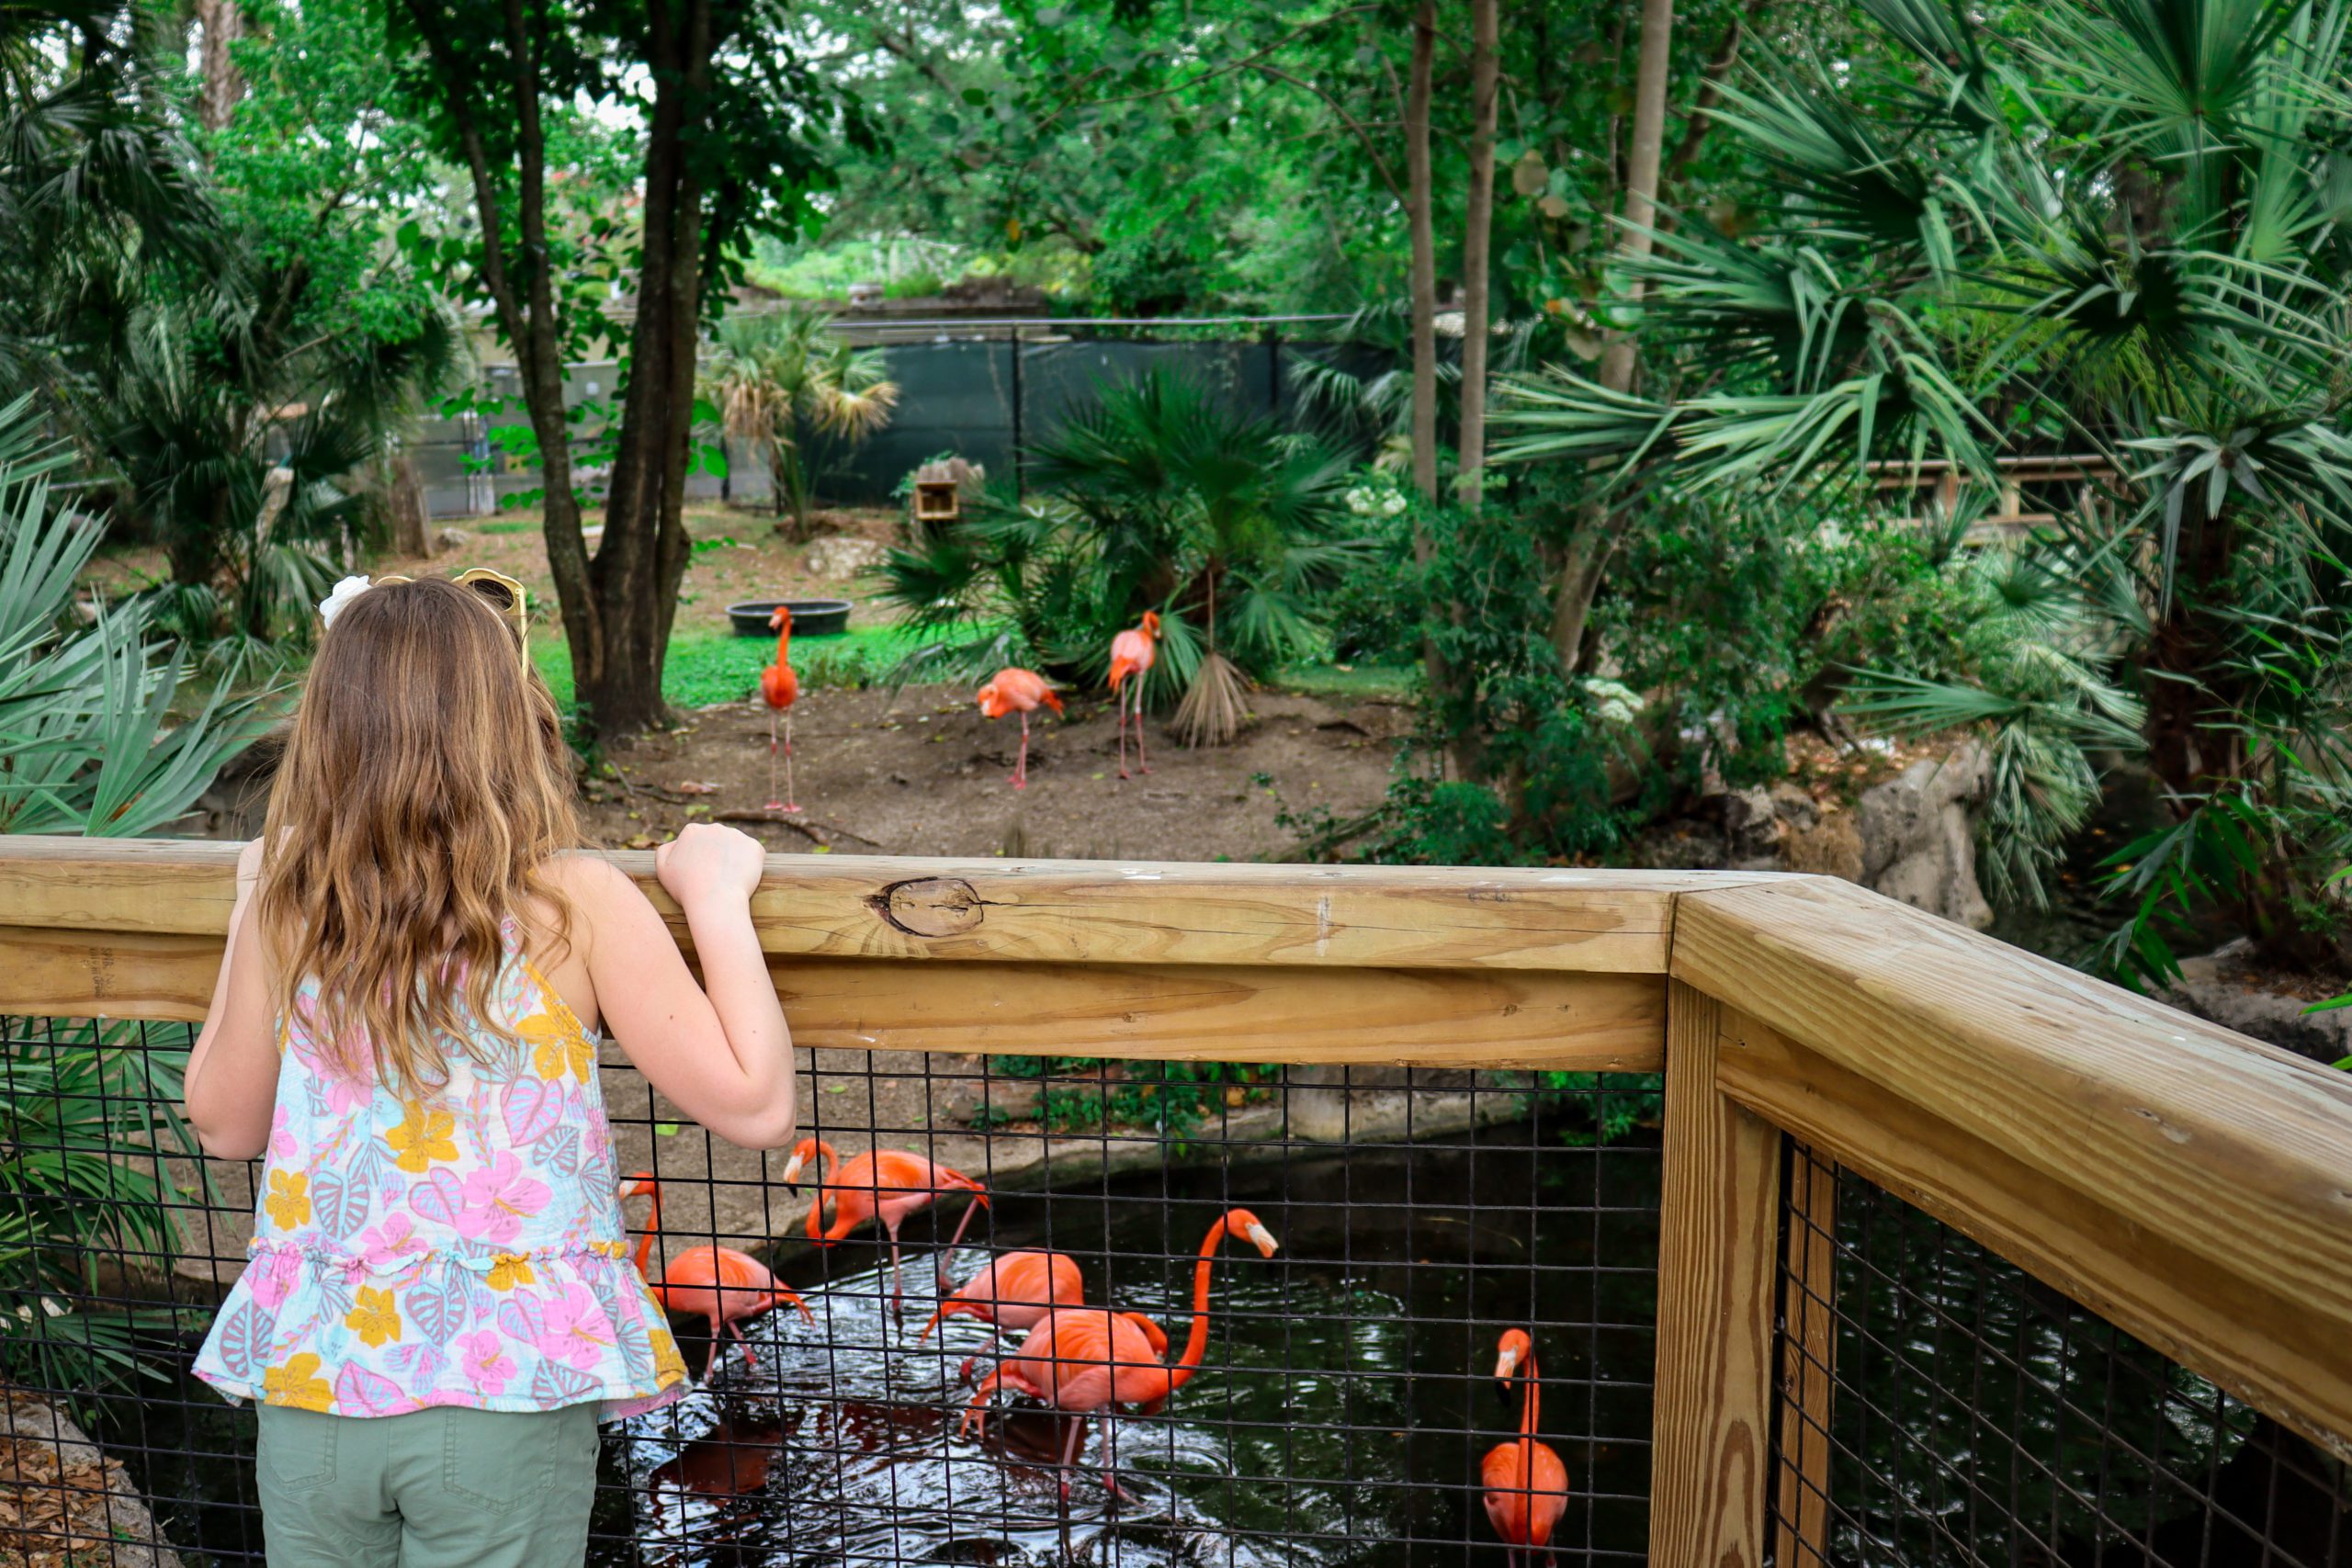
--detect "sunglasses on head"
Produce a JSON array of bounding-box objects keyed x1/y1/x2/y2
[{"x1": 373, "y1": 568, "x2": 531, "y2": 670}]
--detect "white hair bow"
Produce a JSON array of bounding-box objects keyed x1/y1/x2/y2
[{"x1": 318, "y1": 576, "x2": 373, "y2": 628}]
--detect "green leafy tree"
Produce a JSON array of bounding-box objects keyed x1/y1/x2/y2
[
  {"x1": 1493, "y1": 0, "x2": 2352, "y2": 977},
  {"x1": 389, "y1": 0, "x2": 841, "y2": 736}
]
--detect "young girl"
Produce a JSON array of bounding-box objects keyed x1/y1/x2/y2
[{"x1": 183, "y1": 574, "x2": 796, "y2": 1568}]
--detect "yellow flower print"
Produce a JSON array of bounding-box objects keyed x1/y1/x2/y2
[
  {"x1": 649, "y1": 1325, "x2": 685, "y2": 1382},
  {"x1": 521, "y1": 1012, "x2": 593, "y2": 1082},
  {"x1": 262, "y1": 1352, "x2": 334, "y2": 1411},
  {"x1": 343, "y1": 1286, "x2": 401, "y2": 1348},
  {"x1": 263, "y1": 1171, "x2": 310, "y2": 1228},
  {"x1": 486, "y1": 1253, "x2": 536, "y2": 1292},
  {"x1": 386, "y1": 1100, "x2": 458, "y2": 1173}
]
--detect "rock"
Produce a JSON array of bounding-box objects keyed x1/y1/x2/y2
[
  {"x1": 803, "y1": 535, "x2": 885, "y2": 581},
  {"x1": 0, "y1": 1391, "x2": 185, "y2": 1568},
  {"x1": 432, "y1": 525, "x2": 470, "y2": 551},
  {"x1": 1629, "y1": 820, "x2": 1730, "y2": 872},
  {"x1": 1856, "y1": 741, "x2": 1993, "y2": 928},
  {"x1": 1719, "y1": 786, "x2": 1782, "y2": 861},
  {"x1": 932, "y1": 1070, "x2": 1042, "y2": 1126},
  {"x1": 1284, "y1": 1065, "x2": 1490, "y2": 1144},
  {"x1": 2165, "y1": 942, "x2": 2352, "y2": 1067}
]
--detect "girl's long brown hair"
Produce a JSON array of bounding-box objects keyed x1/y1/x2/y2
[{"x1": 254, "y1": 576, "x2": 580, "y2": 1089}]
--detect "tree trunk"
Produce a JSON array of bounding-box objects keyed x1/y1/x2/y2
[
  {"x1": 1454, "y1": 0, "x2": 1498, "y2": 510},
  {"x1": 194, "y1": 0, "x2": 245, "y2": 134},
  {"x1": 386, "y1": 450, "x2": 429, "y2": 558},
  {"x1": 1552, "y1": 0, "x2": 1675, "y2": 672},
  {"x1": 585, "y1": 0, "x2": 714, "y2": 736},
  {"x1": 1405, "y1": 0, "x2": 1438, "y2": 503},
  {"x1": 1597, "y1": 0, "x2": 1675, "y2": 397}
]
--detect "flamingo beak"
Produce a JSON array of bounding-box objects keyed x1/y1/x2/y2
[
  {"x1": 1494, "y1": 1345, "x2": 1521, "y2": 1381},
  {"x1": 780, "y1": 1152, "x2": 805, "y2": 1184},
  {"x1": 1246, "y1": 1222, "x2": 1280, "y2": 1258}
]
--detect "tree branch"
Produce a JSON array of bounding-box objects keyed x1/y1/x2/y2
[{"x1": 1249, "y1": 62, "x2": 1401, "y2": 197}]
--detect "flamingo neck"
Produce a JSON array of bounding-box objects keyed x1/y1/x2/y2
[
  {"x1": 1519, "y1": 1351, "x2": 1540, "y2": 1439},
  {"x1": 1167, "y1": 1216, "x2": 1234, "y2": 1393},
  {"x1": 634, "y1": 1183, "x2": 662, "y2": 1277},
  {"x1": 774, "y1": 620, "x2": 792, "y2": 668}
]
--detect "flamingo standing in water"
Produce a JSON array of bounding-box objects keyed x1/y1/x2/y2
[
  {"x1": 621, "y1": 1172, "x2": 811, "y2": 1379},
  {"x1": 760, "y1": 606, "x2": 802, "y2": 813},
  {"x1": 782, "y1": 1139, "x2": 989, "y2": 1320},
  {"x1": 1107, "y1": 610, "x2": 1159, "y2": 779},
  {"x1": 918, "y1": 1249, "x2": 1087, "y2": 1382},
  {"x1": 974, "y1": 667, "x2": 1062, "y2": 790},
  {"x1": 1483, "y1": 1328, "x2": 1569, "y2": 1565},
  {"x1": 960, "y1": 1207, "x2": 1280, "y2": 1504}
]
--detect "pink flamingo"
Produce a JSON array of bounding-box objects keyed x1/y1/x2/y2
[
  {"x1": 975, "y1": 666, "x2": 1063, "y2": 790},
  {"x1": 622, "y1": 1172, "x2": 812, "y2": 1379},
  {"x1": 917, "y1": 1249, "x2": 1087, "y2": 1382},
  {"x1": 960, "y1": 1207, "x2": 1279, "y2": 1503},
  {"x1": 1484, "y1": 1328, "x2": 1569, "y2": 1565},
  {"x1": 759, "y1": 606, "x2": 802, "y2": 813},
  {"x1": 1107, "y1": 610, "x2": 1159, "y2": 779},
  {"x1": 781, "y1": 1139, "x2": 989, "y2": 1320}
]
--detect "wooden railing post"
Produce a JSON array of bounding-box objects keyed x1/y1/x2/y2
[{"x1": 1650, "y1": 979, "x2": 1781, "y2": 1568}]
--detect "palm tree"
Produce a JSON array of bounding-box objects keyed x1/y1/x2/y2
[
  {"x1": 878, "y1": 370, "x2": 1363, "y2": 739},
  {"x1": 700, "y1": 307, "x2": 899, "y2": 538},
  {"x1": 1491, "y1": 0, "x2": 2352, "y2": 978}
]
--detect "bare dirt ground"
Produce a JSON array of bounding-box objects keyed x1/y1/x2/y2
[{"x1": 580, "y1": 683, "x2": 1410, "y2": 862}]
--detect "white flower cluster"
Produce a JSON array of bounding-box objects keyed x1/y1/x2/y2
[
  {"x1": 1345, "y1": 483, "x2": 1408, "y2": 519},
  {"x1": 1582, "y1": 677, "x2": 1645, "y2": 727},
  {"x1": 318, "y1": 575, "x2": 374, "y2": 628}
]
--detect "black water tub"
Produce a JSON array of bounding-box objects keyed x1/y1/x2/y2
[{"x1": 726, "y1": 598, "x2": 852, "y2": 637}]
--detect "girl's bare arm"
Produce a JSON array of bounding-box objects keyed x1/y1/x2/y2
[
  {"x1": 568, "y1": 829, "x2": 797, "y2": 1150},
  {"x1": 185, "y1": 841, "x2": 282, "y2": 1161}
]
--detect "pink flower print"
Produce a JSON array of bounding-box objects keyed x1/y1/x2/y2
[
  {"x1": 356, "y1": 1214, "x2": 426, "y2": 1275},
  {"x1": 245, "y1": 1247, "x2": 304, "y2": 1312},
  {"x1": 455, "y1": 1153, "x2": 550, "y2": 1247},
  {"x1": 535, "y1": 1282, "x2": 614, "y2": 1370},
  {"x1": 458, "y1": 1329, "x2": 515, "y2": 1396},
  {"x1": 268, "y1": 1106, "x2": 298, "y2": 1161}
]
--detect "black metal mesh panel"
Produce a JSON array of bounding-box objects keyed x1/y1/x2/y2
[
  {"x1": 1770, "y1": 1142, "x2": 2352, "y2": 1568},
  {"x1": 0, "y1": 1014, "x2": 1663, "y2": 1566}
]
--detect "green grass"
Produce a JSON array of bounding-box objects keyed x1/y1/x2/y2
[
  {"x1": 1267, "y1": 661, "x2": 1416, "y2": 700},
  {"x1": 531, "y1": 618, "x2": 965, "y2": 715}
]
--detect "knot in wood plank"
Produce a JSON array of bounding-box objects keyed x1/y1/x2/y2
[{"x1": 871, "y1": 877, "x2": 986, "y2": 938}]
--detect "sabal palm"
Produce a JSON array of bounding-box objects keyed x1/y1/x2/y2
[
  {"x1": 880, "y1": 371, "x2": 1359, "y2": 694},
  {"x1": 1494, "y1": 0, "x2": 2352, "y2": 973},
  {"x1": 701, "y1": 308, "x2": 899, "y2": 536}
]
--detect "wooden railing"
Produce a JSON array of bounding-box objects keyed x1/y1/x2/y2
[{"x1": 3, "y1": 835, "x2": 2349, "y2": 1566}]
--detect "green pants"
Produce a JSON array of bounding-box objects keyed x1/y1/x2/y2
[{"x1": 254, "y1": 1402, "x2": 601, "y2": 1568}]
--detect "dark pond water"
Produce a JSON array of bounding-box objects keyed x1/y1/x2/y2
[{"x1": 590, "y1": 1122, "x2": 1663, "y2": 1567}]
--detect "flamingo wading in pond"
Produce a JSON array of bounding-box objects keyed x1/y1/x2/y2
[
  {"x1": 918, "y1": 1249, "x2": 1087, "y2": 1382},
  {"x1": 960, "y1": 1207, "x2": 1279, "y2": 1504},
  {"x1": 760, "y1": 605, "x2": 802, "y2": 813},
  {"x1": 782, "y1": 1139, "x2": 989, "y2": 1319},
  {"x1": 1107, "y1": 610, "x2": 1159, "y2": 779},
  {"x1": 1483, "y1": 1327, "x2": 1569, "y2": 1565},
  {"x1": 974, "y1": 667, "x2": 1062, "y2": 790},
  {"x1": 621, "y1": 1172, "x2": 811, "y2": 1379}
]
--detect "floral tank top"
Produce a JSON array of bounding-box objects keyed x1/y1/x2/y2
[{"x1": 194, "y1": 919, "x2": 687, "y2": 1421}]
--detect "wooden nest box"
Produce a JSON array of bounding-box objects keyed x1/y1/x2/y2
[{"x1": 911, "y1": 459, "x2": 975, "y2": 524}]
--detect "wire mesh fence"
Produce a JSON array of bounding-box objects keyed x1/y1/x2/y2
[
  {"x1": 0, "y1": 1014, "x2": 1663, "y2": 1566},
  {"x1": 1770, "y1": 1141, "x2": 2352, "y2": 1568}
]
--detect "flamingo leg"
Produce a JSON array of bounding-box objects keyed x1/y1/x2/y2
[
  {"x1": 1098, "y1": 1409, "x2": 1129, "y2": 1506},
  {"x1": 1056, "y1": 1410, "x2": 1086, "y2": 1507},
  {"x1": 728, "y1": 1313, "x2": 755, "y2": 1376},
  {"x1": 1135, "y1": 686, "x2": 1149, "y2": 773},
  {"x1": 782, "y1": 712, "x2": 803, "y2": 814},
  {"x1": 702, "y1": 1316, "x2": 723, "y2": 1380},
  {"x1": 764, "y1": 710, "x2": 783, "y2": 812},
  {"x1": 887, "y1": 1223, "x2": 906, "y2": 1323},
  {"x1": 1011, "y1": 712, "x2": 1031, "y2": 789},
  {"x1": 1116, "y1": 688, "x2": 1130, "y2": 780}
]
